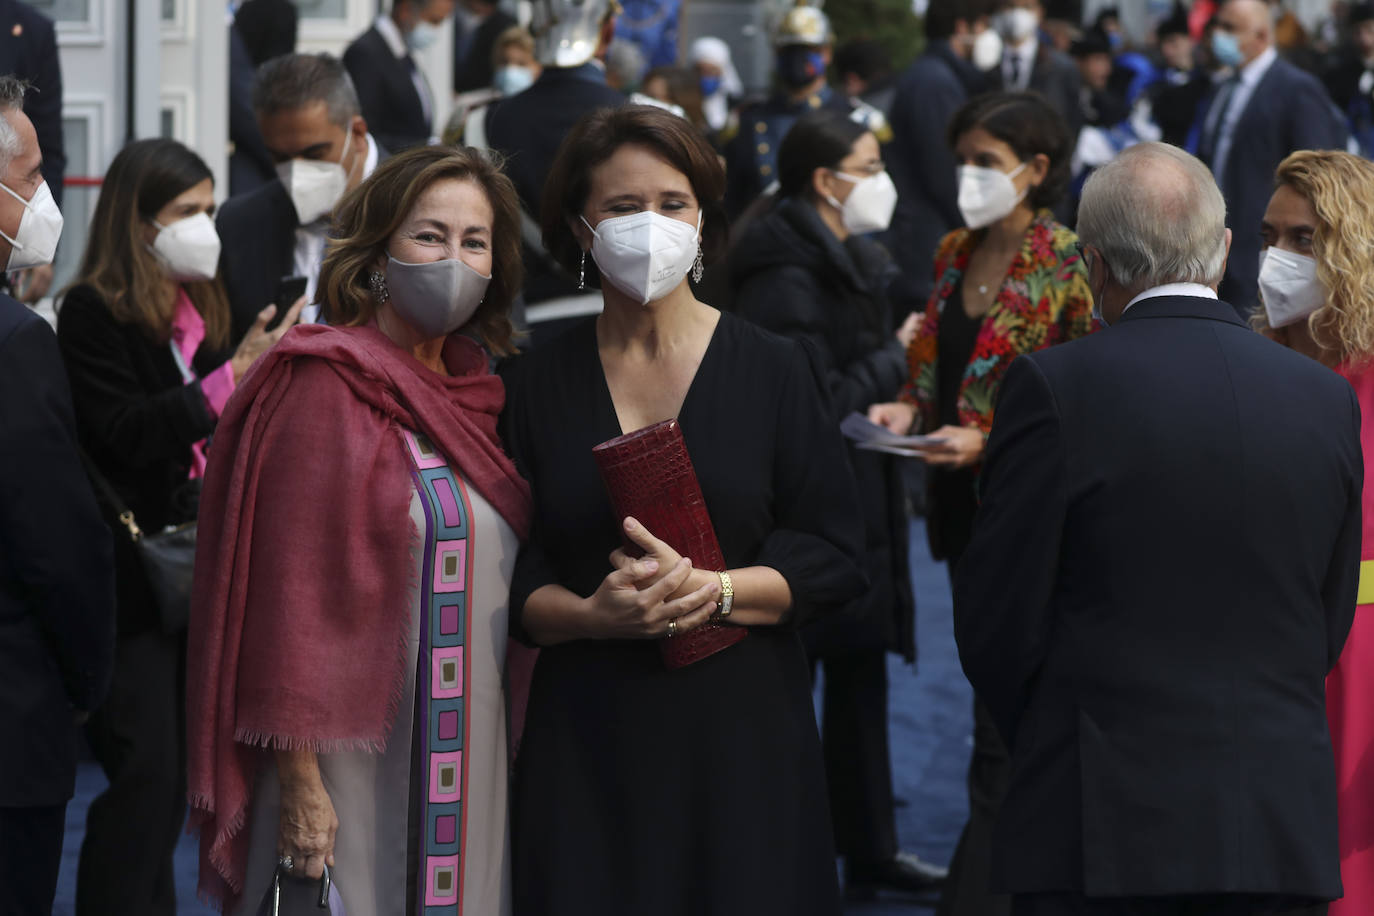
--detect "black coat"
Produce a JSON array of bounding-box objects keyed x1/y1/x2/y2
[
  {"x1": 732, "y1": 196, "x2": 914, "y2": 660},
  {"x1": 343, "y1": 26, "x2": 430, "y2": 153},
  {"x1": 217, "y1": 177, "x2": 298, "y2": 340},
  {"x1": 484, "y1": 65, "x2": 625, "y2": 304},
  {"x1": 56, "y1": 285, "x2": 232, "y2": 636},
  {"x1": 955, "y1": 295, "x2": 1361, "y2": 899},
  {"x1": 0, "y1": 0, "x2": 65, "y2": 208},
  {"x1": 886, "y1": 41, "x2": 986, "y2": 314},
  {"x1": 0, "y1": 293, "x2": 114, "y2": 806}
]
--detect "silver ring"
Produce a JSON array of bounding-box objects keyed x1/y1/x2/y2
[
  {"x1": 278, "y1": 854, "x2": 294, "y2": 872},
  {"x1": 666, "y1": 618, "x2": 678, "y2": 638}
]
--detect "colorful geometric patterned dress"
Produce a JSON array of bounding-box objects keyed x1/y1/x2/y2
[{"x1": 231, "y1": 429, "x2": 517, "y2": 916}]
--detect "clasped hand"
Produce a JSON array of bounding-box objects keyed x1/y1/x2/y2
[{"x1": 583, "y1": 517, "x2": 720, "y2": 640}]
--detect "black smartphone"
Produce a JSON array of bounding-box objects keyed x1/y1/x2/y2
[{"x1": 275, "y1": 275, "x2": 308, "y2": 312}]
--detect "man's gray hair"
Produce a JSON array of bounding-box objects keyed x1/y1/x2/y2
[
  {"x1": 251, "y1": 53, "x2": 360, "y2": 126},
  {"x1": 0, "y1": 76, "x2": 27, "y2": 179},
  {"x1": 1076, "y1": 142, "x2": 1229, "y2": 293}
]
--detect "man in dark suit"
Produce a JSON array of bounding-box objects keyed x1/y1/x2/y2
[
  {"x1": 484, "y1": 0, "x2": 623, "y2": 340},
  {"x1": 0, "y1": 74, "x2": 115, "y2": 916},
  {"x1": 1198, "y1": 0, "x2": 1347, "y2": 317},
  {"x1": 343, "y1": 0, "x2": 454, "y2": 153},
  {"x1": 0, "y1": 0, "x2": 65, "y2": 305},
  {"x1": 991, "y1": 0, "x2": 1082, "y2": 138},
  {"x1": 955, "y1": 141, "x2": 1361, "y2": 916},
  {"x1": 886, "y1": 0, "x2": 995, "y2": 317},
  {"x1": 218, "y1": 53, "x2": 381, "y2": 339}
]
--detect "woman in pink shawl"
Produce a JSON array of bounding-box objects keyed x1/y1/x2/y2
[
  {"x1": 186, "y1": 145, "x2": 531, "y2": 914},
  {"x1": 1255, "y1": 150, "x2": 1374, "y2": 916}
]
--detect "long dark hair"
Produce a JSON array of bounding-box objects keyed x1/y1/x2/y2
[
  {"x1": 71, "y1": 138, "x2": 231, "y2": 348},
  {"x1": 777, "y1": 109, "x2": 869, "y2": 200}
]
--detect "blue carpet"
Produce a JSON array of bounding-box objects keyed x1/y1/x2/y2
[{"x1": 53, "y1": 519, "x2": 972, "y2": 914}]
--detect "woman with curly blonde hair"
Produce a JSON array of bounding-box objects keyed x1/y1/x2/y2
[{"x1": 1256, "y1": 149, "x2": 1374, "y2": 916}]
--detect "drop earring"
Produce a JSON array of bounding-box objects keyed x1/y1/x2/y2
[
  {"x1": 368, "y1": 270, "x2": 389, "y2": 303},
  {"x1": 578, "y1": 251, "x2": 587, "y2": 290},
  {"x1": 691, "y1": 243, "x2": 704, "y2": 284}
]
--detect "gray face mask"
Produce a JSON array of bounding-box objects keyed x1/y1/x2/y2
[{"x1": 385, "y1": 254, "x2": 491, "y2": 339}]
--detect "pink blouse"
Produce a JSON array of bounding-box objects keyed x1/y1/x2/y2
[{"x1": 169, "y1": 289, "x2": 235, "y2": 478}]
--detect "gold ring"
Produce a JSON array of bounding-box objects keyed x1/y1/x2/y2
[{"x1": 666, "y1": 618, "x2": 678, "y2": 638}]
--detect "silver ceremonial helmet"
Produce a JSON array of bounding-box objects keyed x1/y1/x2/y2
[
  {"x1": 530, "y1": 0, "x2": 616, "y2": 69},
  {"x1": 774, "y1": 0, "x2": 831, "y2": 48}
]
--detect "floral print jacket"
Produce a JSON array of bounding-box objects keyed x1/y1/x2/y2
[{"x1": 900, "y1": 210, "x2": 1096, "y2": 434}]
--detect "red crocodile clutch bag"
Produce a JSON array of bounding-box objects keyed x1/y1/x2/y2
[{"x1": 592, "y1": 419, "x2": 747, "y2": 668}]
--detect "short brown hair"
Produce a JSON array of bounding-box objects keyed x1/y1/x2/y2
[
  {"x1": 318, "y1": 145, "x2": 521, "y2": 355},
  {"x1": 540, "y1": 105, "x2": 727, "y2": 288}
]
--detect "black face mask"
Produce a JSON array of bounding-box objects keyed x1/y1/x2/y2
[{"x1": 777, "y1": 46, "x2": 827, "y2": 89}]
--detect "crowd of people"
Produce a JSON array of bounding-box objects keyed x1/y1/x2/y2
[{"x1": 6, "y1": 0, "x2": 1374, "y2": 914}]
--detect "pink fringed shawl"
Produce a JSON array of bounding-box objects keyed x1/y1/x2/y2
[{"x1": 185, "y1": 324, "x2": 530, "y2": 907}]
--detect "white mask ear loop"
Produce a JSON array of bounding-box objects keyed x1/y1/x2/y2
[{"x1": 0, "y1": 181, "x2": 29, "y2": 250}]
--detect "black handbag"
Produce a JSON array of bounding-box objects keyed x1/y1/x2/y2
[
  {"x1": 256, "y1": 862, "x2": 344, "y2": 915},
  {"x1": 83, "y1": 457, "x2": 197, "y2": 634}
]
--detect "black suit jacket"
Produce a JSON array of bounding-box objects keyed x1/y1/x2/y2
[
  {"x1": 0, "y1": 293, "x2": 115, "y2": 806},
  {"x1": 0, "y1": 0, "x2": 65, "y2": 208},
  {"x1": 1203, "y1": 57, "x2": 1347, "y2": 315},
  {"x1": 56, "y1": 285, "x2": 229, "y2": 637},
  {"x1": 485, "y1": 66, "x2": 625, "y2": 303},
  {"x1": 217, "y1": 177, "x2": 297, "y2": 340},
  {"x1": 886, "y1": 41, "x2": 985, "y2": 313},
  {"x1": 997, "y1": 42, "x2": 1083, "y2": 139},
  {"x1": 954, "y1": 296, "x2": 1361, "y2": 900},
  {"x1": 228, "y1": 22, "x2": 276, "y2": 198},
  {"x1": 343, "y1": 26, "x2": 429, "y2": 153}
]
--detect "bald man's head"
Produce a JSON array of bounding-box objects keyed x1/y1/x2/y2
[{"x1": 1217, "y1": 0, "x2": 1273, "y2": 65}]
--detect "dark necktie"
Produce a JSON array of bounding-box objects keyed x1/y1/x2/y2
[
  {"x1": 1200, "y1": 77, "x2": 1239, "y2": 165},
  {"x1": 1010, "y1": 53, "x2": 1021, "y2": 88}
]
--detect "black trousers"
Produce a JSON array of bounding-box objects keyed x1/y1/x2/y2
[
  {"x1": 1013, "y1": 893, "x2": 1328, "y2": 915},
  {"x1": 77, "y1": 627, "x2": 187, "y2": 916},
  {"x1": 816, "y1": 649, "x2": 898, "y2": 865},
  {"x1": 939, "y1": 548, "x2": 1013, "y2": 916},
  {"x1": 0, "y1": 804, "x2": 65, "y2": 916},
  {"x1": 937, "y1": 697, "x2": 1012, "y2": 916}
]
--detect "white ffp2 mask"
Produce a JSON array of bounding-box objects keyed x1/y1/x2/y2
[
  {"x1": 1258, "y1": 247, "x2": 1326, "y2": 328},
  {"x1": 971, "y1": 29, "x2": 1004, "y2": 71},
  {"x1": 582, "y1": 210, "x2": 701, "y2": 305},
  {"x1": 957, "y1": 162, "x2": 1028, "y2": 230},
  {"x1": 824, "y1": 170, "x2": 898, "y2": 234},
  {"x1": 0, "y1": 179, "x2": 63, "y2": 271},
  {"x1": 277, "y1": 129, "x2": 352, "y2": 225},
  {"x1": 152, "y1": 212, "x2": 222, "y2": 282}
]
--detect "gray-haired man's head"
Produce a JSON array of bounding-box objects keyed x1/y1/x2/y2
[
  {"x1": 1076, "y1": 142, "x2": 1230, "y2": 324},
  {"x1": 0, "y1": 76, "x2": 27, "y2": 180},
  {"x1": 0, "y1": 76, "x2": 51, "y2": 269},
  {"x1": 252, "y1": 53, "x2": 369, "y2": 197}
]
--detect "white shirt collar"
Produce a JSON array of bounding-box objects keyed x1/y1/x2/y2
[
  {"x1": 374, "y1": 14, "x2": 408, "y2": 59},
  {"x1": 1123, "y1": 282, "x2": 1219, "y2": 314},
  {"x1": 1239, "y1": 45, "x2": 1278, "y2": 88}
]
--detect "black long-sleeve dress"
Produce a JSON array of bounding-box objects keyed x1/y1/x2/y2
[{"x1": 502, "y1": 312, "x2": 867, "y2": 916}]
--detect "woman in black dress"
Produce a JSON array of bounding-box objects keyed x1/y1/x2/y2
[{"x1": 502, "y1": 105, "x2": 867, "y2": 915}]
